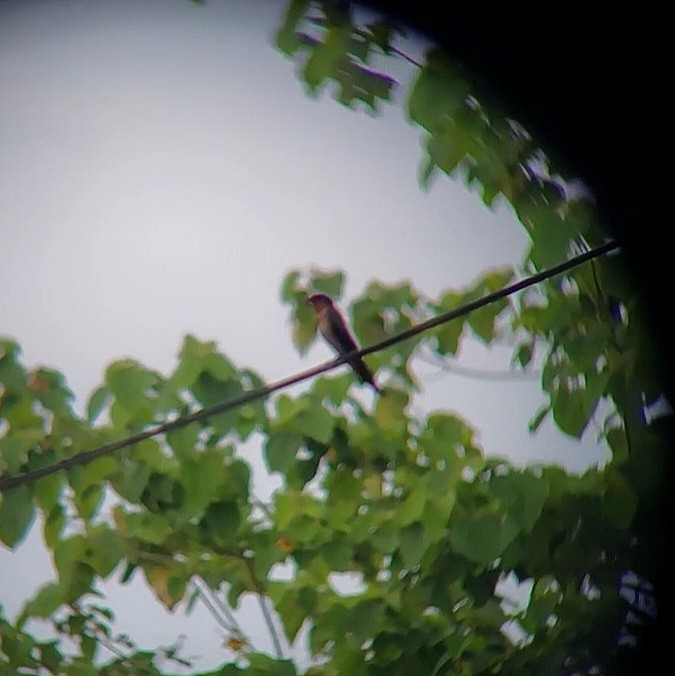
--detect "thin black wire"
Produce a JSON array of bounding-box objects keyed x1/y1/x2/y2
[{"x1": 0, "y1": 240, "x2": 620, "y2": 492}]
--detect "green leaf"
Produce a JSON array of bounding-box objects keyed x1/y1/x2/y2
[
  {"x1": 292, "y1": 303, "x2": 317, "y2": 354},
  {"x1": 374, "y1": 389, "x2": 409, "y2": 439},
  {"x1": 528, "y1": 404, "x2": 550, "y2": 433},
  {"x1": 264, "y1": 433, "x2": 303, "y2": 474},
  {"x1": 350, "y1": 599, "x2": 384, "y2": 643},
  {"x1": 105, "y1": 360, "x2": 157, "y2": 413},
  {"x1": 0, "y1": 436, "x2": 28, "y2": 474},
  {"x1": 395, "y1": 488, "x2": 427, "y2": 527},
  {"x1": 407, "y1": 49, "x2": 471, "y2": 131},
  {"x1": 17, "y1": 582, "x2": 64, "y2": 627},
  {"x1": 274, "y1": 0, "x2": 311, "y2": 55},
  {"x1": 192, "y1": 373, "x2": 244, "y2": 436},
  {"x1": 449, "y1": 509, "x2": 520, "y2": 564},
  {"x1": 527, "y1": 211, "x2": 571, "y2": 269},
  {"x1": 274, "y1": 586, "x2": 310, "y2": 643},
  {"x1": 274, "y1": 395, "x2": 334, "y2": 444},
  {"x1": 70, "y1": 455, "x2": 117, "y2": 492},
  {"x1": 27, "y1": 368, "x2": 75, "y2": 418},
  {"x1": 275, "y1": 491, "x2": 324, "y2": 530},
  {"x1": 551, "y1": 382, "x2": 594, "y2": 438},
  {"x1": 280, "y1": 269, "x2": 302, "y2": 301},
  {"x1": 302, "y1": 25, "x2": 351, "y2": 92},
  {"x1": 84, "y1": 524, "x2": 124, "y2": 578},
  {"x1": 114, "y1": 460, "x2": 151, "y2": 503},
  {"x1": 0, "y1": 485, "x2": 35, "y2": 547},
  {"x1": 86, "y1": 385, "x2": 110, "y2": 423},
  {"x1": 489, "y1": 472, "x2": 549, "y2": 533},
  {"x1": 311, "y1": 373, "x2": 353, "y2": 405},
  {"x1": 115, "y1": 508, "x2": 173, "y2": 545},
  {"x1": 602, "y1": 468, "x2": 638, "y2": 529},
  {"x1": 179, "y1": 449, "x2": 226, "y2": 515},
  {"x1": 202, "y1": 501, "x2": 241, "y2": 546},
  {"x1": 399, "y1": 522, "x2": 428, "y2": 568},
  {"x1": 520, "y1": 575, "x2": 560, "y2": 633},
  {"x1": 166, "y1": 424, "x2": 200, "y2": 460},
  {"x1": 43, "y1": 503, "x2": 66, "y2": 549},
  {"x1": 310, "y1": 269, "x2": 344, "y2": 298}
]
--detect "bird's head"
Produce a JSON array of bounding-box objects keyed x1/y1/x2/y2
[{"x1": 307, "y1": 293, "x2": 334, "y2": 312}]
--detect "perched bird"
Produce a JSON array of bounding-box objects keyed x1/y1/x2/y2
[{"x1": 307, "y1": 293, "x2": 382, "y2": 394}]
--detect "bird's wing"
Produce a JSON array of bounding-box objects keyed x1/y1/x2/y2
[{"x1": 325, "y1": 307, "x2": 359, "y2": 355}]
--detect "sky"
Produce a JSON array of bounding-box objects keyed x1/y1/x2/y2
[{"x1": 0, "y1": 0, "x2": 611, "y2": 670}]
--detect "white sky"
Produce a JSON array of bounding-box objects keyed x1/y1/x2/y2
[{"x1": 0, "y1": 0, "x2": 609, "y2": 670}]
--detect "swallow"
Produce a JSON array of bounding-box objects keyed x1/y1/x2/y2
[{"x1": 307, "y1": 293, "x2": 382, "y2": 394}]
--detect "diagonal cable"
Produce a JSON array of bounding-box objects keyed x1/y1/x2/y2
[{"x1": 0, "y1": 240, "x2": 620, "y2": 492}]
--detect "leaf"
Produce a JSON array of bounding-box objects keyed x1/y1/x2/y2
[
  {"x1": 86, "y1": 385, "x2": 110, "y2": 423},
  {"x1": 166, "y1": 424, "x2": 200, "y2": 460},
  {"x1": 311, "y1": 373, "x2": 353, "y2": 404},
  {"x1": 191, "y1": 373, "x2": 243, "y2": 435},
  {"x1": 0, "y1": 485, "x2": 36, "y2": 547},
  {"x1": 264, "y1": 433, "x2": 303, "y2": 474},
  {"x1": 527, "y1": 211, "x2": 571, "y2": 269},
  {"x1": 274, "y1": 0, "x2": 311, "y2": 55},
  {"x1": 114, "y1": 460, "x2": 151, "y2": 503},
  {"x1": 84, "y1": 524, "x2": 124, "y2": 578},
  {"x1": 551, "y1": 382, "x2": 594, "y2": 438},
  {"x1": 602, "y1": 468, "x2": 638, "y2": 529},
  {"x1": 27, "y1": 368, "x2": 75, "y2": 418},
  {"x1": 489, "y1": 472, "x2": 549, "y2": 533},
  {"x1": 179, "y1": 449, "x2": 226, "y2": 515},
  {"x1": 115, "y1": 508, "x2": 173, "y2": 545},
  {"x1": 292, "y1": 303, "x2": 317, "y2": 354},
  {"x1": 449, "y1": 509, "x2": 520, "y2": 564},
  {"x1": 105, "y1": 360, "x2": 157, "y2": 413},
  {"x1": 528, "y1": 404, "x2": 550, "y2": 433},
  {"x1": 399, "y1": 522, "x2": 428, "y2": 568},
  {"x1": 395, "y1": 488, "x2": 427, "y2": 527},
  {"x1": 350, "y1": 599, "x2": 384, "y2": 643},
  {"x1": 274, "y1": 395, "x2": 334, "y2": 444},
  {"x1": 374, "y1": 389, "x2": 409, "y2": 439},
  {"x1": 274, "y1": 587, "x2": 309, "y2": 643},
  {"x1": 0, "y1": 436, "x2": 28, "y2": 474},
  {"x1": 407, "y1": 49, "x2": 471, "y2": 131},
  {"x1": 275, "y1": 491, "x2": 324, "y2": 530},
  {"x1": 143, "y1": 565, "x2": 186, "y2": 611},
  {"x1": 17, "y1": 582, "x2": 64, "y2": 627},
  {"x1": 202, "y1": 501, "x2": 241, "y2": 546},
  {"x1": 310, "y1": 269, "x2": 344, "y2": 298},
  {"x1": 302, "y1": 25, "x2": 351, "y2": 92}
]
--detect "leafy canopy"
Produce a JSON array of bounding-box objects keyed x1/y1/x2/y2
[{"x1": 1, "y1": 2, "x2": 669, "y2": 674}]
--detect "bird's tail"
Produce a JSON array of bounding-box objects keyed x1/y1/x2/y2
[{"x1": 349, "y1": 356, "x2": 383, "y2": 395}]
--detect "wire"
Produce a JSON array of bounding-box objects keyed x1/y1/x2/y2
[{"x1": 0, "y1": 240, "x2": 619, "y2": 492}]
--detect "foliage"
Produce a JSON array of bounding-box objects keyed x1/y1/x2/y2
[{"x1": 1, "y1": 1, "x2": 670, "y2": 674}]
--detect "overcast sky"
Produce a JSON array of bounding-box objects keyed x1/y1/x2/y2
[{"x1": 0, "y1": 0, "x2": 610, "y2": 670}]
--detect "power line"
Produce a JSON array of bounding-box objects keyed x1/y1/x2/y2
[{"x1": 0, "y1": 240, "x2": 619, "y2": 492}]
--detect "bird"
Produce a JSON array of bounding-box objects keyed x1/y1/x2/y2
[{"x1": 307, "y1": 293, "x2": 382, "y2": 394}]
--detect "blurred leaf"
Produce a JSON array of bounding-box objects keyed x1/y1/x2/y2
[
  {"x1": 602, "y1": 468, "x2": 638, "y2": 529},
  {"x1": 0, "y1": 485, "x2": 35, "y2": 547},
  {"x1": 17, "y1": 582, "x2": 64, "y2": 627},
  {"x1": 303, "y1": 24, "x2": 351, "y2": 91},
  {"x1": 449, "y1": 509, "x2": 520, "y2": 564},
  {"x1": 275, "y1": 0, "x2": 311, "y2": 55},
  {"x1": 27, "y1": 368, "x2": 75, "y2": 418},
  {"x1": 399, "y1": 522, "x2": 428, "y2": 568},
  {"x1": 86, "y1": 385, "x2": 110, "y2": 423},
  {"x1": 202, "y1": 500, "x2": 241, "y2": 546},
  {"x1": 105, "y1": 360, "x2": 158, "y2": 413},
  {"x1": 310, "y1": 269, "x2": 344, "y2": 298},
  {"x1": 264, "y1": 433, "x2": 303, "y2": 474},
  {"x1": 489, "y1": 471, "x2": 550, "y2": 533}
]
